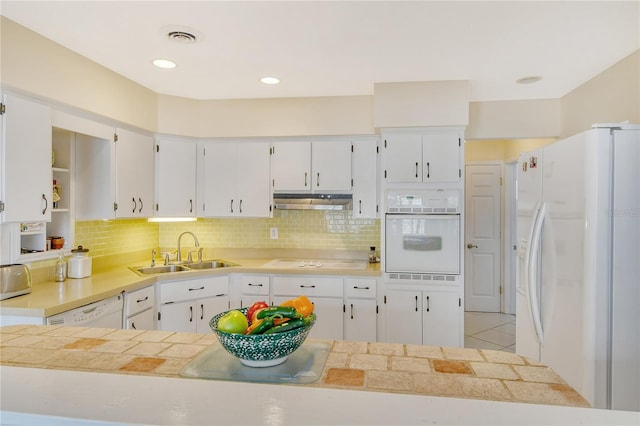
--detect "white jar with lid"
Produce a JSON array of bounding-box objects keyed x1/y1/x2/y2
[{"x1": 68, "y1": 245, "x2": 92, "y2": 278}]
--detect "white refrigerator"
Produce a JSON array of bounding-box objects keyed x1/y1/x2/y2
[{"x1": 516, "y1": 124, "x2": 639, "y2": 411}]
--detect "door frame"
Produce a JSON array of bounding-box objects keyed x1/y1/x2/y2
[{"x1": 464, "y1": 161, "x2": 504, "y2": 312}]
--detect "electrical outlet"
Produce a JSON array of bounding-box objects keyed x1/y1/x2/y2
[{"x1": 270, "y1": 227, "x2": 278, "y2": 239}]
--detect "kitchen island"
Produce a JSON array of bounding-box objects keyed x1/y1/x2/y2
[{"x1": 2, "y1": 325, "x2": 638, "y2": 425}]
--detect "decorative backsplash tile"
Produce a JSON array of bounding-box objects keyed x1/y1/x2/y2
[{"x1": 74, "y1": 211, "x2": 380, "y2": 257}]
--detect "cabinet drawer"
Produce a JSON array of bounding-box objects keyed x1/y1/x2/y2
[
  {"x1": 345, "y1": 278, "x2": 376, "y2": 299},
  {"x1": 240, "y1": 275, "x2": 270, "y2": 296},
  {"x1": 124, "y1": 285, "x2": 155, "y2": 317},
  {"x1": 272, "y1": 276, "x2": 342, "y2": 298},
  {"x1": 160, "y1": 276, "x2": 229, "y2": 304}
]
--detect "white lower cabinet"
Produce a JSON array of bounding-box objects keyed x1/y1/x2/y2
[
  {"x1": 272, "y1": 276, "x2": 344, "y2": 340},
  {"x1": 158, "y1": 276, "x2": 229, "y2": 334},
  {"x1": 344, "y1": 278, "x2": 378, "y2": 342},
  {"x1": 238, "y1": 274, "x2": 270, "y2": 308},
  {"x1": 124, "y1": 285, "x2": 155, "y2": 331},
  {"x1": 384, "y1": 288, "x2": 462, "y2": 347}
]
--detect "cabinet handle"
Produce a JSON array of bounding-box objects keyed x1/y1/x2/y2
[
  {"x1": 426, "y1": 162, "x2": 430, "y2": 179},
  {"x1": 131, "y1": 322, "x2": 137, "y2": 330},
  {"x1": 188, "y1": 286, "x2": 205, "y2": 291},
  {"x1": 132, "y1": 197, "x2": 137, "y2": 213},
  {"x1": 350, "y1": 303, "x2": 354, "y2": 319},
  {"x1": 359, "y1": 200, "x2": 362, "y2": 215},
  {"x1": 138, "y1": 198, "x2": 143, "y2": 213},
  {"x1": 426, "y1": 296, "x2": 430, "y2": 312},
  {"x1": 200, "y1": 304, "x2": 204, "y2": 320},
  {"x1": 136, "y1": 296, "x2": 149, "y2": 303},
  {"x1": 415, "y1": 295, "x2": 418, "y2": 312},
  {"x1": 415, "y1": 162, "x2": 419, "y2": 178},
  {"x1": 248, "y1": 283, "x2": 263, "y2": 287},
  {"x1": 353, "y1": 286, "x2": 370, "y2": 290},
  {"x1": 189, "y1": 199, "x2": 193, "y2": 213},
  {"x1": 304, "y1": 172, "x2": 308, "y2": 187},
  {"x1": 230, "y1": 199, "x2": 234, "y2": 213},
  {"x1": 317, "y1": 172, "x2": 320, "y2": 187},
  {"x1": 300, "y1": 284, "x2": 316, "y2": 288},
  {"x1": 239, "y1": 199, "x2": 243, "y2": 213},
  {"x1": 189, "y1": 306, "x2": 193, "y2": 322},
  {"x1": 41, "y1": 194, "x2": 48, "y2": 215}
]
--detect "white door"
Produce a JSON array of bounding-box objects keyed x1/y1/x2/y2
[
  {"x1": 382, "y1": 133, "x2": 422, "y2": 183},
  {"x1": 271, "y1": 141, "x2": 310, "y2": 191},
  {"x1": 202, "y1": 142, "x2": 237, "y2": 217},
  {"x1": 236, "y1": 142, "x2": 271, "y2": 217},
  {"x1": 464, "y1": 163, "x2": 502, "y2": 312},
  {"x1": 115, "y1": 128, "x2": 154, "y2": 218},
  {"x1": 2, "y1": 94, "x2": 52, "y2": 222},
  {"x1": 156, "y1": 137, "x2": 196, "y2": 217},
  {"x1": 422, "y1": 132, "x2": 461, "y2": 183},
  {"x1": 383, "y1": 290, "x2": 422, "y2": 345},
  {"x1": 423, "y1": 290, "x2": 462, "y2": 347},
  {"x1": 311, "y1": 140, "x2": 351, "y2": 191}
]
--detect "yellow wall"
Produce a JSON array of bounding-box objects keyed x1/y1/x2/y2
[
  {"x1": 465, "y1": 138, "x2": 557, "y2": 163},
  {"x1": 74, "y1": 220, "x2": 159, "y2": 258}
]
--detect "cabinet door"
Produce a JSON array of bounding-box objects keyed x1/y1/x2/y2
[
  {"x1": 159, "y1": 301, "x2": 196, "y2": 333},
  {"x1": 344, "y1": 298, "x2": 377, "y2": 342},
  {"x1": 422, "y1": 132, "x2": 461, "y2": 183},
  {"x1": 271, "y1": 141, "x2": 311, "y2": 191},
  {"x1": 351, "y1": 139, "x2": 378, "y2": 218},
  {"x1": 196, "y1": 296, "x2": 229, "y2": 333},
  {"x1": 156, "y1": 137, "x2": 196, "y2": 217},
  {"x1": 115, "y1": 128, "x2": 154, "y2": 218},
  {"x1": 236, "y1": 142, "x2": 271, "y2": 217},
  {"x1": 382, "y1": 133, "x2": 422, "y2": 183},
  {"x1": 201, "y1": 142, "x2": 237, "y2": 217},
  {"x1": 383, "y1": 290, "x2": 422, "y2": 345},
  {"x1": 423, "y1": 291, "x2": 462, "y2": 347},
  {"x1": 2, "y1": 94, "x2": 52, "y2": 222},
  {"x1": 126, "y1": 309, "x2": 155, "y2": 331},
  {"x1": 311, "y1": 140, "x2": 351, "y2": 191}
]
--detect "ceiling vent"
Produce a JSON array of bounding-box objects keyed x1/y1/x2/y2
[{"x1": 167, "y1": 31, "x2": 197, "y2": 44}]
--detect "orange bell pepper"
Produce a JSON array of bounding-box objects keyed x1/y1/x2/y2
[{"x1": 280, "y1": 295, "x2": 314, "y2": 318}]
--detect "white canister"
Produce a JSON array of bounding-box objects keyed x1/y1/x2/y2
[{"x1": 68, "y1": 245, "x2": 92, "y2": 279}]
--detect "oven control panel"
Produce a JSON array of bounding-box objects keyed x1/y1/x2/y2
[{"x1": 386, "y1": 189, "x2": 460, "y2": 213}]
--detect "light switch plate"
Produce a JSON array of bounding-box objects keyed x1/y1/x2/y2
[{"x1": 270, "y1": 227, "x2": 278, "y2": 239}]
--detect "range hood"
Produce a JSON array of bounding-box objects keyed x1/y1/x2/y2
[{"x1": 273, "y1": 193, "x2": 353, "y2": 211}]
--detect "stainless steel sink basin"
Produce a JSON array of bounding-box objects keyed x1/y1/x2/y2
[
  {"x1": 133, "y1": 265, "x2": 190, "y2": 275},
  {"x1": 185, "y1": 260, "x2": 237, "y2": 270}
]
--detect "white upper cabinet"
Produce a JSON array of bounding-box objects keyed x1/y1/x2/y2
[
  {"x1": 1, "y1": 93, "x2": 52, "y2": 222},
  {"x1": 271, "y1": 141, "x2": 311, "y2": 191},
  {"x1": 351, "y1": 138, "x2": 379, "y2": 218},
  {"x1": 383, "y1": 129, "x2": 462, "y2": 184},
  {"x1": 155, "y1": 136, "x2": 196, "y2": 217},
  {"x1": 200, "y1": 141, "x2": 271, "y2": 218},
  {"x1": 115, "y1": 128, "x2": 154, "y2": 218},
  {"x1": 271, "y1": 140, "x2": 352, "y2": 192}
]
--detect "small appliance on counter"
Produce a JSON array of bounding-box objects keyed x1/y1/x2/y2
[
  {"x1": 0, "y1": 264, "x2": 32, "y2": 300},
  {"x1": 68, "y1": 246, "x2": 92, "y2": 279}
]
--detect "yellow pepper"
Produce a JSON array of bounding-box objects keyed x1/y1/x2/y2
[{"x1": 280, "y1": 295, "x2": 314, "y2": 318}]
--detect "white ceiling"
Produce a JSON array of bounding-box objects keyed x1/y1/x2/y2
[{"x1": 2, "y1": 1, "x2": 638, "y2": 101}]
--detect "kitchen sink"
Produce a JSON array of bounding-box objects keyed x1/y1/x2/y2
[
  {"x1": 185, "y1": 260, "x2": 237, "y2": 270},
  {"x1": 134, "y1": 265, "x2": 190, "y2": 275}
]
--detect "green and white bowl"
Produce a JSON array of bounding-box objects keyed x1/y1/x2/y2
[{"x1": 209, "y1": 307, "x2": 316, "y2": 367}]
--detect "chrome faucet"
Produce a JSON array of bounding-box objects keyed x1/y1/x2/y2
[{"x1": 177, "y1": 232, "x2": 200, "y2": 263}]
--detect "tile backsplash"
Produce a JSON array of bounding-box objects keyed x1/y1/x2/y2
[{"x1": 75, "y1": 211, "x2": 380, "y2": 257}]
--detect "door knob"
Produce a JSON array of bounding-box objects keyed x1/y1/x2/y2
[{"x1": 467, "y1": 243, "x2": 478, "y2": 249}]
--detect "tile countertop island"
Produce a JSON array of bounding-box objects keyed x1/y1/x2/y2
[{"x1": 1, "y1": 325, "x2": 638, "y2": 425}]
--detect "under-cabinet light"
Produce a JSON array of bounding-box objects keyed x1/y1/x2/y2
[{"x1": 147, "y1": 217, "x2": 197, "y2": 223}]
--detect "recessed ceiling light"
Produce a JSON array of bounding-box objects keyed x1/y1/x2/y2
[
  {"x1": 260, "y1": 77, "x2": 280, "y2": 85},
  {"x1": 516, "y1": 76, "x2": 542, "y2": 84},
  {"x1": 153, "y1": 59, "x2": 177, "y2": 69}
]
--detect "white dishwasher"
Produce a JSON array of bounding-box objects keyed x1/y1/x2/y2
[{"x1": 47, "y1": 295, "x2": 123, "y2": 328}]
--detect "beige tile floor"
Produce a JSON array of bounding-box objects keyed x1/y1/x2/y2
[{"x1": 464, "y1": 311, "x2": 516, "y2": 353}]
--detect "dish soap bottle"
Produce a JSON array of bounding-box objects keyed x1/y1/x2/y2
[{"x1": 54, "y1": 253, "x2": 66, "y2": 282}]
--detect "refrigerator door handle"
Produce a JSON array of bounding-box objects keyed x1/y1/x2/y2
[{"x1": 528, "y1": 201, "x2": 546, "y2": 345}]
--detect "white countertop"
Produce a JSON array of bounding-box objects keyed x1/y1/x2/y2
[{"x1": 1, "y1": 366, "x2": 638, "y2": 425}]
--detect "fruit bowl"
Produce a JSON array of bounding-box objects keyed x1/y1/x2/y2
[{"x1": 209, "y1": 307, "x2": 316, "y2": 367}]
